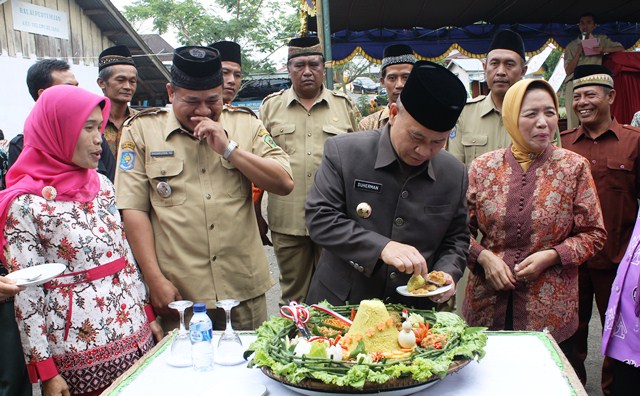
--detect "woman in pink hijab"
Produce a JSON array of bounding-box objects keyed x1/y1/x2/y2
[{"x1": 0, "y1": 85, "x2": 157, "y2": 396}]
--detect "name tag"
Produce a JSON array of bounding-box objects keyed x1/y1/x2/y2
[
  {"x1": 150, "y1": 150, "x2": 175, "y2": 157},
  {"x1": 354, "y1": 179, "x2": 382, "y2": 193}
]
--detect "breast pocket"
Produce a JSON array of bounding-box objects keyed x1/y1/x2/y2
[
  {"x1": 146, "y1": 159, "x2": 186, "y2": 206},
  {"x1": 461, "y1": 135, "x2": 488, "y2": 161},
  {"x1": 270, "y1": 124, "x2": 296, "y2": 155},
  {"x1": 219, "y1": 157, "x2": 251, "y2": 198},
  {"x1": 322, "y1": 124, "x2": 350, "y2": 138},
  {"x1": 424, "y1": 203, "x2": 454, "y2": 215},
  {"x1": 606, "y1": 158, "x2": 634, "y2": 192}
]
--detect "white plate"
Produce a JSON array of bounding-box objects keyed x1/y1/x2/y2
[
  {"x1": 201, "y1": 381, "x2": 266, "y2": 396},
  {"x1": 6, "y1": 263, "x2": 66, "y2": 287},
  {"x1": 396, "y1": 283, "x2": 453, "y2": 297},
  {"x1": 283, "y1": 380, "x2": 439, "y2": 396}
]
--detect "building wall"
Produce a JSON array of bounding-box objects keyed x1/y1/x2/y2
[
  {"x1": 0, "y1": 0, "x2": 111, "y2": 65},
  {"x1": 0, "y1": 0, "x2": 113, "y2": 139}
]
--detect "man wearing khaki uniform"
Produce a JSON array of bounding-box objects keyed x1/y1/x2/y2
[
  {"x1": 115, "y1": 46, "x2": 293, "y2": 331},
  {"x1": 448, "y1": 30, "x2": 528, "y2": 168},
  {"x1": 260, "y1": 36, "x2": 358, "y2": 304}
]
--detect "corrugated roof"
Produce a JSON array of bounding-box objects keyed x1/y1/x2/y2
[{"x1": 77, "y1": 0, "x2": 170, "y2": 105}]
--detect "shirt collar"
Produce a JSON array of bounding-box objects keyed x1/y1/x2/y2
[
  {"x1": 106, "y1": 106, "x2": 134, "y2": 129},
  {"x1": 480, "y1": 93, "x2": 501, "y2": 118},
  {"x1": 285, "y1": 85, "x2": 329, "y2": 108},
  {"x1": 569, "y1": 118, "x2": 620, "y2": 144},
  {"x1": 162, "y1": 108, "x2": 198, "y2": 141},
  {"x1": 374, "y1": 124, "x2": 435, "y2": 180}
]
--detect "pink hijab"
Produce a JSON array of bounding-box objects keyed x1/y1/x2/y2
[{"x1": 0, "y1": 85, "x2": 110, "y2": 263}]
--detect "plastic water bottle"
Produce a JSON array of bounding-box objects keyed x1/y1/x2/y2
[{"x1": 189, "y1": 303, "x2": 214, "y2": 371}]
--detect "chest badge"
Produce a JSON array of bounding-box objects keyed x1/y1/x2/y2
[
  {"x1": 356, "y1": 202, "x2": 372, "y2": 219},
  {"x1": 156, "y1": 181, "x2": 172, "y2": 198}
]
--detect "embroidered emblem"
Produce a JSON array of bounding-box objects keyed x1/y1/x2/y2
[
  {"x1": 42, "y1": 186, "x2": 57, "y2": 201},
  {"x1": 449, "y1": 126, "x2": 457, "y2": 139},
  {"x1": 119, "y1": 151, "x2": 136, "y2": 171},
  {"x1": 121, "y1": 141, "x2": 135, "y2": 151}
]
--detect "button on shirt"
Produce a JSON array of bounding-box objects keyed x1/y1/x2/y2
[
  {"x1": 561, "y1": 119, "x2": 640, "y2": 268},
  {"x1": 260, "y1": 87, "x2": 358, "y2": 235}
]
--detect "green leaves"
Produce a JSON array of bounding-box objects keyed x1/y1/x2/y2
[{"x1": 122, "y1": 0, "x2": 301, "y2": 73}]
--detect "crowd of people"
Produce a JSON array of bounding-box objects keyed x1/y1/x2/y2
[{"x1": 0, "y1": 10, "x2": 638, "y2": 396}]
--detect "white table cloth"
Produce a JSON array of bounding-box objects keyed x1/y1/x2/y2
[{"x1": 104, "y1": 331, "x2": 586, "y2": 396}]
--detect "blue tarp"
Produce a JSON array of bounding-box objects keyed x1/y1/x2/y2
[{"x1": 330, "y1": 22, "x2": 640, "y2": 63}]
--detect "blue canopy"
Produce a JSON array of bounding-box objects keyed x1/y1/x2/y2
[{"x1": 301, "y1": 0, "x2": 640, "y2": 63}]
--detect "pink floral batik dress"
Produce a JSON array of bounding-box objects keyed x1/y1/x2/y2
[{"x1": 5, "y1": 175, "x2": 154, "y2": 394}]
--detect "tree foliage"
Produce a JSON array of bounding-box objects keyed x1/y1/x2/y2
[
  {"x1": 542, "y1": 48, "x2": 562, "y2": 81},
  {"x1": 124, "y1": 0, "x2": 302, "y2": 73}
]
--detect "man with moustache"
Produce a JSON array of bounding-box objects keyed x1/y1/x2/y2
[
  {"x1": 561, "y1": 64, "x2": 640, "y2": 395},
  {"x1": 115, "y1": 46, "x2": 293, "y2": 331},
  {"x1": 305, "y1": 61, "x2": 469, "y2": 309},
  {"x1": 260, "y1": 36, "x2": 358, "y2": 304},
  {"x1": 97, "y1": 45, "x2": 139, "y2": 158},
  {"x1": 358, "y1": 44, "x2": 415, "y2": 131}
]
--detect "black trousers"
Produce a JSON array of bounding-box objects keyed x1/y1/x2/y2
[{"x1": 0, "y1": 300, "x2": 31, "y2": 396}]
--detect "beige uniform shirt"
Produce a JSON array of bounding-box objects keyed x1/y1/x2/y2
[
  {"x1": 447, "y1": 94, "x2": 510, "y2": 167},
  {"x1": 563, "y1": 34, "x2": 622, "y2": 83},
  {"x1": 260, "y1": 87, "x2": 358, "y2": 235},
  {"x1": 358, "y1": 106, "x2": 390, "y2": 131},
  {"x1": 104, "y1": 107, "x2": 138, "y2": 158},
  {"x1": 114, "y1": 106, "x2": 291, "y2": 305}
]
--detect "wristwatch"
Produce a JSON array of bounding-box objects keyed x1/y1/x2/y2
[{"x1": 223, "y1": 140, "x2": 238, "y2": 161}]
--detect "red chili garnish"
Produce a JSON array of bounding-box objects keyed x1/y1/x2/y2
[{"x1": 350, "y1": 307, "x2": 356, "y2": 321}]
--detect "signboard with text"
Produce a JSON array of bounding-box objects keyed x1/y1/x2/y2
[{"x1": 11, "y1": 0, "x2": 69, "y2": 40}]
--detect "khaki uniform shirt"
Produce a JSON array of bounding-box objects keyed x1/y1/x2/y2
[
  {"x1": 114, "y1": 106, "x2": 291, "y2": 305},
  {"x1": 104, "y1": 107, "x2": 138, "y2": 158},
  {"x1": 448, "y1": 94, "x2": 510, "y2": 167},
  {"x1": 563, "y1": 34, "x2": 622, "y2": 83},
  {"x1": 260, "y1": 86, "x2": 358, "y2": 235},
  {"x1": 358, "y1": 106, "x2": 390, "y2": 131},
  {"x1": 448, "y1": 93, "x2": 562, "y2": 167}
]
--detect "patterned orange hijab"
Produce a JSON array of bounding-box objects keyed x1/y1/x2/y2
[{"x1": 502, "y1": 79, "x2": 559, "y2": 171}]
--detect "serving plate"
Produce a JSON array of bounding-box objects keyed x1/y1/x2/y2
[
  {"x1": 261, "y1": 359, "x2": 470, "y2": 395},
  {"x1": 396, "y1": 283, "x2": 453, "y2": 297}
]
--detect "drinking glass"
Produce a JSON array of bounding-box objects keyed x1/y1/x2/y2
[
  {"x1": 167, "y1": 300, "x2": 193, "y2": 367},
  {"x1": 214, "y1": 299, "x2": 244, "y2": 365}
]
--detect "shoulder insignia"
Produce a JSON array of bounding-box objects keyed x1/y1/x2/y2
[
  {"x1": 123, "y1": 107, "x2": 168, "y2": 127},
  {"x1": 466, "y1": 95, "x2": 485, "y2": 104},
  {"x1": 262, "y1": 90, "x2": 285, "y2": 103},
  {"x1": 330, "y1": 90, "x2": 350, "y2": 99},
  {"x1": 621, "y1": 124, "x2": 640, "y2": 133},
  {"x1": 225, "y1": 104, "x2": 258, "y2": 118}
]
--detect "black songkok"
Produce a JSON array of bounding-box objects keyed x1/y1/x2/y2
[
  {"x1": 573, "y1": 64, "x2": 614, "y2": 89},
  {"x1": 382, "y1": 44, "x2": 416, "y2": 70},
  {"x1": 208, "y1": 41, "x2": 242, "y2": 66},
  {"x1": 288, "y1": 36, "x2": 323, "y2": 60},
  {"x1": 171, "y1": 46, "x2": 222, "y2": 90},
  {"x1": 98, "y1": 45, "x2": 135, "y2": 71},
  {"x1": 488, "y1": 29, "x2": 526, "y2": 60},
  {"x1": 399, "y1": 61, "x2": 467, "y2": 132}
]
